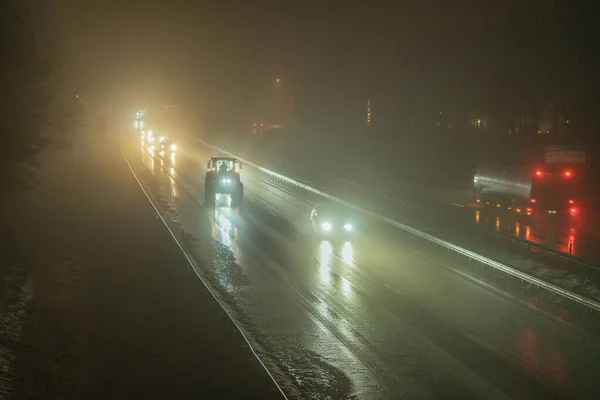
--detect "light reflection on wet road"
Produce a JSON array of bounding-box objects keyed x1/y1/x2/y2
[
  {"x1": 469, "y1": 207, "x2": 588, "y2": 258},
  {"x1": 410, "y1": 184, "x2": 598, "y2": 260},
  {"x1": 430, "y1": 193, "x2": 599, "y2": 260},
  {"x1": 125, "y1": 138, "x2": 600, "y2": 399}
]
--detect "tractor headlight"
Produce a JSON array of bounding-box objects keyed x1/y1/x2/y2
[{"x1": 321, "y1": 222, "x2": 332, "y2": 231}]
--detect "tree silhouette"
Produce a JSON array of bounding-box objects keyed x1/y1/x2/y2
[{"x1": 0, "y1": 1, "x2": 68, "y2": 198}]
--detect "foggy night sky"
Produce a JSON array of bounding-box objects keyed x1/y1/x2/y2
[{"x1": 30, "y1": 1, "x2": 600, "y2": 134}]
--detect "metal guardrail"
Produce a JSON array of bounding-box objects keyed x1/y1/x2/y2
[{"x1": 192, "y1": 137, "x2": 600, "y2": 313}]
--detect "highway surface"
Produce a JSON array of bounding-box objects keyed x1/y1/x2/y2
[
  {"x1": 428, "y1": 189, "x2": 600, "y2": 261},
  {"x1": 124, "y1": 134, "x2": 600, "y2": 399}
]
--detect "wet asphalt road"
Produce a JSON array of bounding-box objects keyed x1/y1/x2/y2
[
  {"x1": 387, "y1": 186, "x2": 600, "y2": 262},
  {"x1": 125, "y1": 136, "x2": 600, "y2": 399},
  {"x1": 452, "y1": 204, "x2": 599, "y2": 261}
]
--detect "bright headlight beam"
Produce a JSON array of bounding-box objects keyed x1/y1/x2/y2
[
  {"x1": 170, "y1": 144, "x2": 176, "y2": 151},
  {"x1": 321, "y1": 222, "x2": 332, "y2": 231}
]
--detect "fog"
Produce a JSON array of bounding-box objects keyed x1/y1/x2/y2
[{"x1": 26, "y1": 0, "x2": 600, "y2": 193}]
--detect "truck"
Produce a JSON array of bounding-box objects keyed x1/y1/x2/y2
[{"x1": 473, "y1": 144, "x2": 587, "y2": 217}]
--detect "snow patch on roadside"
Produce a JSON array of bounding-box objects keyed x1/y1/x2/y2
[
  {"x1": 0, "y1": 266, "x2": 34, "y2": 399},
  {"x1": 512, "y1": 257, "x2": 600, "y2": 302}
]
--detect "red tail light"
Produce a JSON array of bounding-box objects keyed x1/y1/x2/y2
[
  {"x1": 535, "y1": 169, "x2": 543, "y2": 177},
  {"x1": 568, "y1": 199, "x2": 574, "y2": 204},
  {"x1": 526, "y1": 207, "x2": 533, "y2": 213},
  {"x1": 530, "y1": 198, "x2": 537, "y2": 203},
  {"x1": 570, "y1": 207, "x2": 577, "y2": 216},
  {"x1": 563, "y1": 170, "x2": 573, "y2": 178}
]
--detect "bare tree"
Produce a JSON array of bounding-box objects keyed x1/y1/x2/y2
[{"x1": 0, "y1": 1, "x2": 73, "y2": 198}]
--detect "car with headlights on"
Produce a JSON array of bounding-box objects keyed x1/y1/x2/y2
[
  {"x1": 310, "y1": 204, "x2": 356, "y2": 238},
  {"x1": 158, "y1": 136, "x2": 176, "y2": 156}
]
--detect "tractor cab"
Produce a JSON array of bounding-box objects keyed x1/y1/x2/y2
[
  {"x1": 204, "y1": 157, "x2": 244, "y2": 207},
  {"x1": 206, "y1": 157, "x2": 242, "y2": 175}
]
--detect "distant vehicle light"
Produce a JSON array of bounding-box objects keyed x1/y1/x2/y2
[
  {"x1": 563, "y1": 170, "x2": 573, "y2": 178},
  {"x1": 321, "y1": 222, "x2": 332, "y2": 231},
  {"x1": 568, "y1": 199, "x2": 574, "y2": 204},
  {"x1": 344, "y1": 223, "x2": 353, "y2": 231},
  {"x1": 530, "y1": 199, "x2": 536, "y2": 203},
  {"x1": 570, "y1": 207, "x2": 578, "y2": 216},
  {"x1": 159, "y1": 136, "x2": 165, "y2": 142},
  {"x1": 170, "y1": 144, "x2": 176, "y2": 151},
  {"x1": 535, "y1": 169, "x2": 543, "y2": 177}
]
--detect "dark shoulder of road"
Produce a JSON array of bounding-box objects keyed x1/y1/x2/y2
[{"x1": 6, "y1": 134, "x2": 283, "y2": 400}]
